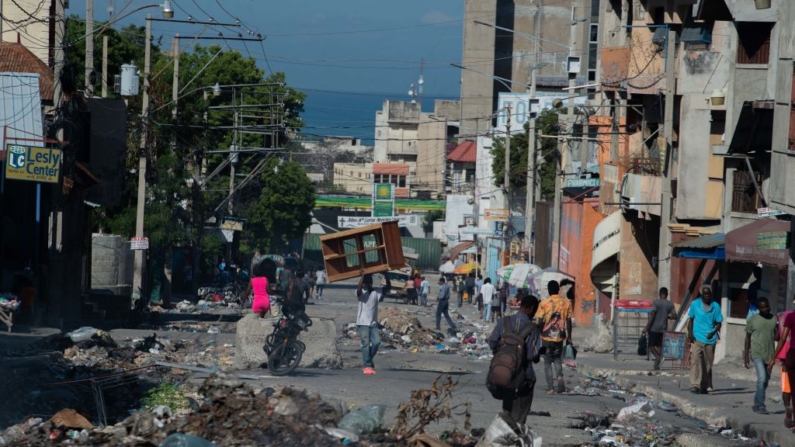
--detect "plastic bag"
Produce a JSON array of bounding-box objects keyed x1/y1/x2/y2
[
  {"x1": 564, "y1": 344, "x2": 577, "y2": 368},
  {"x1": 337, "y1": 404, "x2": 386, "y2": 435},
  {"x1": 476, "y1": 413, "x2": 541, "y2": 447},
  {"x1": 637, "y1": 333, "x2": 647, "y2": 356},
  {"x1": 160, "y1": 433, "x2": 218, "y2": 447},
  {"x1": 66, "y1": 327, "x2": 97, "y2": 343}
]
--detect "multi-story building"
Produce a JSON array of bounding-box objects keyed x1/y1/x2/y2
[
  {"x1": 587, "y1": 0, "x2": 795, "y2": 363},
  {"x1": 459, "y1": 0, "x2": 596, "y2": 138}
]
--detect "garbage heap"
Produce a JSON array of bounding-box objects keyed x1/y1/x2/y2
[
  {"x1": 571, "y1": 375, "x2": 775, "y2": 447},
  {"x1": 0, "y1": 375, "x2": 482, "y2": 447},
  {"x1": 339, "y1": 307, "x2": 494, "y2": 360},
  {"x1": 57, "y1": 328, "x2": 235, "y2": 371}
]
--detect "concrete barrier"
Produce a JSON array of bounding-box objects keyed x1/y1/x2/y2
[{"x1": 233, "y1": 313, "x2": 342, "y2": 370}]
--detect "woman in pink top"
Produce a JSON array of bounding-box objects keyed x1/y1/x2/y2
[{"x1": 245, "y1": 263, "x2": 270, "y2": 317}]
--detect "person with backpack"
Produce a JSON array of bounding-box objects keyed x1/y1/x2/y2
[{"x1": 487, "y1": 294, "x2": 543, "y2": 424}]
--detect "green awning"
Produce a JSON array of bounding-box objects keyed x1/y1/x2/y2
[{"x1": 315, "y1": 196, "x2": 445, "y2": 211}]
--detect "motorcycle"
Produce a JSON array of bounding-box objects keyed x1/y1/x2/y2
[{"x1": 263, "y1": 296, "x2": 311, "y2": 376}]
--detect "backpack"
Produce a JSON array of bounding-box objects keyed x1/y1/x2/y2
[
  {"x1": 637, "y1": 333, "x2": 648, "y2": 356},
  {"x1": 486, "y1": 316, "x2": 537, "y2": 400}
]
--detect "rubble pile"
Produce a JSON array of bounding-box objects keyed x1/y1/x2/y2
[
  {"x1": 0, "y1": 375, "x2": 482, "y2": 447},
  {"x1": 173, "y1": 299, "x2": 242, "y2": 313},
  {"x1": 340, "y1": 308, "x2": 494, "y2": 361}
]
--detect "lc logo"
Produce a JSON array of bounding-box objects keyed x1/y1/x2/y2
[{"x1": 8, "y1": 146, "x2": 26, "y2": 169}]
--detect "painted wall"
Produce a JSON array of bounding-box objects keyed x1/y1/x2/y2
[
  {"x1": 618, "y1": 214, "x2": 659, "y2": 300},
  {"x1": 561, "y1": 198, "x2": 604, "y2": 326}
]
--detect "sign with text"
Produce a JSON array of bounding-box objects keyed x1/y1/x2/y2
[
  {"x1": 757, "y1": 207, "x2": 786, "y2": 218},
  {"x1": 566, "y1": 178, "x2": 601, "y2": 188},
  {"x1": 484, "y1": 208, "x2": 509, "y2": 221},
  {"x1": 372, "y1": 183, "x2": 394, "y2": 217},
  {"x1": 493, "y1": 221, "x2": 506, "y2": 237},
  {"x1": 5, "y1": 144, "x2": 61, "y2": 183},
  {"x1": 758, "y1": 231, "x2": 788, "y2": 250},
  {"x1": 130, "y1": 237, "x2": 149, "y2": 250},
  {"x1": 496, "y1": 92, "x2": 586, "y2": 134},
  {"x1": 337, "y1": 215, "x2": 419, "y2": 229}
]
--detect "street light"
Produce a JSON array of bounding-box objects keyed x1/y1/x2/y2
[
  {"x1": 161, "y1": 0, "x2": 174, "y2": 19},
  {"x1": 213, "y1": 82, "x2": 222, "y2": 97}
]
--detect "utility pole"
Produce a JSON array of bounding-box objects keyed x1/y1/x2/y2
[
  {"x1": 552, "y1": 78, "x2": 576, "y2": 269},
  {"x1": 132, "y1": 14, "x2": 152, "y2": 303},
  {"x1": 504, "y1": 104, "x2": 512, "y2": 265},
  {"x1": 85, "y1": 0, "x2": 94, "y2": 97},
  {"x1": 161, "y1": 33, "x2": 180, "y2": 307},
  {"x1": 524, "y1": 70, "x2": 538, "y2": 263},
  {"x1": 658, "y1": 27, "x2": 677, "y2": 293},
  {"x1": 101, "y1": 35, "x2": 108, "y2": 97}
]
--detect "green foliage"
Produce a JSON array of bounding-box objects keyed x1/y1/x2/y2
[
  {"x1": 491, "y1": 109, "x2": 563, "y2": 200},
  {"x1": 423, "y1": 210, "x2": 445, "y2": 234},
  {"x1": 241, "y1": 160, "x2": 316, "y2": 253},
  {"x1": 141, "y1": 383, "x2": 188, "y2": 412}
]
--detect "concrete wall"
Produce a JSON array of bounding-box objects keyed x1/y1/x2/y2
[
  {"x1": 618, "y1": 214, "x2": 659, "y2": 300},
  {"x1": 461, "y1": 0, "x2": 497, "y2": 138},
  {"x1": 561, "y1": 198, "x2": 603, "y2": 326},
  {"x1": 416, "y1": 119, "x2": 446, "y2": 192},
  {"x1": 1, "y1": 0, "x2": 52, "y2": 65},
  {"x1": 91, "y1": 234, "x2": 133, "y2": 296},
  {"x1": 434, "y1": 100, "x2": 461, "y2": 121},
  {"x1": 676, "y1": 96, "x2": 721, "y2": 220},
  {"x1": 769, "y1": 1, "x2": 795, "y2": 215}
]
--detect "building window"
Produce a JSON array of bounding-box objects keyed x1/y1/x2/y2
[
  {"x1": 737, "y1": 22, "x2": 772, "y2": 64},
  {"x1": 358, "y1": 172, "x2": 362, "y2": 178},
  {"x1": 398, "y1": 175, "x2": 406, "y2": 187},
  {"x1": 731, "y1": 169, "x2": 762, "y2": 213},
  {"x1": 589, "y1": 23, "x2": 599, "y2": 43}
]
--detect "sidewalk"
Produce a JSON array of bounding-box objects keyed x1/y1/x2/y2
[{"x1": 576, "y1": 351, "x2": 794, "y2": 447}]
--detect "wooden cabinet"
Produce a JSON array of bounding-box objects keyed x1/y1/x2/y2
[{"x1": 319, "y1": 221, "x2": 405, "y2": 282}]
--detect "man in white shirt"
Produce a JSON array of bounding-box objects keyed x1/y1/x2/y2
[
  {"x1": 315, "y1": 268, "x2": 326, "y2": 299},
  {"x1": 481, "y1": 278, "x2": 496, "y2": 322},
  {"x1": 356, "y1": 272, "x2": 390, "y2": 375},
  {"x1": 420, "y1": 276, "x2": 430, "y2": 307}
]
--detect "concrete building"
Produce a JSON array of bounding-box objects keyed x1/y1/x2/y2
[
  {"x1": 373, "y1": 99, "x2": 459, "y2": 198},
  {"x1": 447, "y1": 141, "x2": 477, "y2": 193},
  {"x1": 0, "y1": 0, "x2": 57, "y2": 66},
  {"x1": 589, "y1": 0, "x2": 795, "y2": 364},
  {"x1": 459, "y1": 0, "x2": 595, "y2": 138},
  {"x1": 332, "y1": 163, "x2": 373, "y2": 196}
]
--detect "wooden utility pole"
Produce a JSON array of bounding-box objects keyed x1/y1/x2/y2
[
  {"x1": 85, "y1": 0, "x2": 94, "y2": 97},
  {"x1": 658, "y1": 27, "x2": 677, "y2": 293},
  {"x1": 132, "y1": 15, "x2": 152, "y2": 303}
]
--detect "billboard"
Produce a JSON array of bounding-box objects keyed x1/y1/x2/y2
[
  {"x1": 5, "y1": 144, "x2": 61, "y2": 184},
  {"x1": 495, "y1": 92, "x2": 587, "y2": 134}
]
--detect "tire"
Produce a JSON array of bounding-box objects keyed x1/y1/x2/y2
[{"x1": 267, "y1": 340, "x2": 303, "y2": 376}]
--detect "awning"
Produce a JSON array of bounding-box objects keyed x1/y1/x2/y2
[
  {"x1": 671, "y1": 233, "x2": 725, "y2": 260},
  {"x1": 725, "y1": 218, "x2": 791, "y2": 266},
  {"x1": 450, "y1": 241, "x2": 476, "y2": 260}
]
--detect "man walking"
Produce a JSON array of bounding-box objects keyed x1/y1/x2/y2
[
  {"x1": 745, "y1": 297, "x2": 777, "y2": 413},
  {"x1": 536, "y1": 280, "x2": 572, "y2": 394},
  {"x1": 642, "y1": 287, "x2": 677, "y2": 370},
  {"x1": 481, "y1": 278, "x2": 495, "y2": 322},
  {"x1": 315, "y1": 267, "x2": 326, "y2": 299},
  {"x1": 356, "y1": 272, "x2": 390, "y2": 375},
  {"x1": 687, "y1": 284, "x2": 723, "y2": 394},
  {"x1": 487, "y1": 295, "x2": 543, "y2": 424},
  {"x1": 420, "y1": 276, "x2": 430, "y2": 307},
  {"x1": 436, "y1": 277, "x2": 458, "y2": 333}
]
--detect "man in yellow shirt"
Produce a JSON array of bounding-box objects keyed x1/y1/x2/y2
[{"x1": 535, "y1": 280, "x2": 573, "y2": 394}]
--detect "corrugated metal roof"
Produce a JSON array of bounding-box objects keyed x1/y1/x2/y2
[
  {"x1": 0, "y1": 72, "x2": 44, "y2": 154},
  {"x1": 447, "y1": 141, "x2": 476, "y2": 163},
  {"x1": 0, "y1": 43, "x2": 53, "y2": 101},
  {"x1": 671, "y1": 233, "x2": 725, "y2": 249}
]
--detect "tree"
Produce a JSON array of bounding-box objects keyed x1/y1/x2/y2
[
  {"x1": 422, "y1": 210, "x2": 445, "y2": 234},
  {"x1": 491, "y1": 109, "x2": 562, "y2": 200},
  {"x1": 241, "y1": 160, "x2": 316, "y2": 253}
]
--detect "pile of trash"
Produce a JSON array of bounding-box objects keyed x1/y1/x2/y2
[
  {"x1": 54, "y1": 328, "x2": 235, "y2": 371},
  {"x1": 0, "y1": 294, "x2": 20, "y2": 310},
  {"x1": 173, "y1": 299, "x2": 242, "y2": 313},
  {"x1": 0, "y1": 375, "x2": 485, "y2": 447},
  {"x1": 340, "y1": 308, "x2": 494, "y2": 361}
]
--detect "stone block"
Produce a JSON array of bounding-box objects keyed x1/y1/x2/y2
[{"x1": 233, "y1": 312, "x2": 342, "y2": 371}]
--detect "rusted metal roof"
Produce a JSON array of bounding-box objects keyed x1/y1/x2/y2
[
  {"x1": 671, "y1": 233, "x2": 725, "y2": 249},
  {"x1": 447, "y1": 141, "x2": 476, "y2": 163},
  {"x1": 0, "y1": 42, "x2": 54, "y2": 101}
]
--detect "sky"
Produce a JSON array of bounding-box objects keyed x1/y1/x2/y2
[{"x1": 67, "y1": 0, "x2": 465, "y2": 140}]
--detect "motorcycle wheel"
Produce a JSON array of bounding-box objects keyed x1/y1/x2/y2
[{"x1": 267, "y1": 340, "x2": 303, "y2": 376}]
